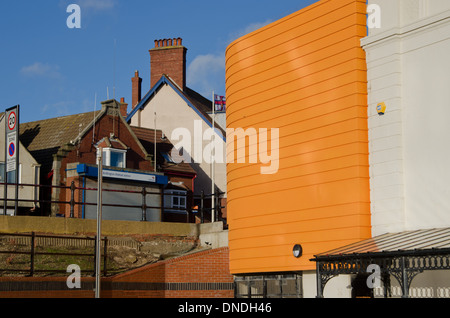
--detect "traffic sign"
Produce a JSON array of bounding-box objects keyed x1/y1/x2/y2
[
  {"x1": 3, "y1": 105, "x2": 20, "y2": 217},
  {"x1": 8, "y1": 143, "x2": 15, "y2": 157},
  {"x1": 6, "y1": 133, "x2": 17, "y2": 172},
  {"x1": 7, "y1": 111, "x2": 16, "y2": 131},
  {"x1": 4, "y1": 105, "x2": 19, "y2": 173}
]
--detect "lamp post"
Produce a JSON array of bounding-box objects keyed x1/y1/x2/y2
[{"x1": 95, "y1": 148, "x2": 103, "y2": 299}]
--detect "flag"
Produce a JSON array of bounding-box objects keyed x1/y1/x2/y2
[{"x1": 214, "y1": 95, "x2": 226, "y2": 112}]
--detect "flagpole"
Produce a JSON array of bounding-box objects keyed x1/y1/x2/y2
[{"x1": 211, "y1": 91, "x2": 215, "y2": 223}]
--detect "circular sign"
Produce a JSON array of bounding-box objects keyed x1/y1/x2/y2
[
  {"x1": 8, "y1": 112, "x2": 16, "y2": 131},
  {"x1": 8, "y1": 143, "x2": 15, "y2": 157}
]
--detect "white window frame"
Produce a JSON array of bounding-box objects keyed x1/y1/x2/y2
[
  {"x1": 97, "y1": 148, "x2": 127, "y2": 168},
  {"x1": 164, "y1": 190, "x2": 187, "y2": 212}
]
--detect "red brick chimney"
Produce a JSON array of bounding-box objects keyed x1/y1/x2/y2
[
  {"x1": 120, "y1": 97, "x2": 128, "y2": 117},
  {"x1": 132, "y1": 70, "x2": 142, "y2": 109},
  {"x1": 149, "y1": 37, "x2": 187, "y2": 91}
]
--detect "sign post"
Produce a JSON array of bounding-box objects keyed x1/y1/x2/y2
[{"x1": 3, "y1": 105, "x2": 19, "y2": 216}]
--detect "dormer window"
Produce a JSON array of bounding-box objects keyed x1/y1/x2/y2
[
  {"x1": 95, "y1": 136, "x2": 128, "y2": 168},
  {"x1": 102, "y1": 148, "x2": 126, "y2": 168}
]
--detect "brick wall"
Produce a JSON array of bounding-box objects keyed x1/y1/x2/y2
[
  {"x1": 0, "y1": 247, "x2": 234, "y2": 298},
  {"x1": 149, "y1": 39, "x2": 187, "y2": 90}
]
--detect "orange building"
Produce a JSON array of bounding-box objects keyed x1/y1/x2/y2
[{"x1": 226, "y1": 0, "x2": 369, "y2": 297}]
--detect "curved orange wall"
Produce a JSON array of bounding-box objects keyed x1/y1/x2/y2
[{"x1": 225, "y1": 0, "x2": 370, "y2": 274}]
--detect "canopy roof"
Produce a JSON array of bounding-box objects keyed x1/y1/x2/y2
[
  {"x1": 313, "y1": 227, "x2": 450, "y2": 260},
  {"x1": 311, "y1": 227, "x2": 450, "y2": 298}
]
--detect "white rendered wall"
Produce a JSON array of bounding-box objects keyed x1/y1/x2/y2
[
  {"x1": 362, "y1": 0, "x2": 450, "y2": 236},
  {"x1": 302, "y1": 271, "x2": 353, "y2": 298},
  {"x1": 0, "y1": 114, "x2": 41, "y2": 209}
]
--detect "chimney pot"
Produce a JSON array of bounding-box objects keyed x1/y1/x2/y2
[{"x1": 150, "y1": 37, "x2": 187, "y2": 90}]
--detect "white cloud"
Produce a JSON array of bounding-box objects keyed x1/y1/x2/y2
[
  {"x1": 228, "y1": 19, "x2": 273, "y2": 44},
  {"x1": 20, "y1": 62, "x2": 62, "y2": 79},
  {"x1": 242, "y1": 19, "x2": 274, "y2": 35},
  {"x1": 187, "y1": 54, "x2": 225, "y2": 97},
  {"x1": 77, "y1": 0, "x2": 117, "y2": 11},
  {"x1": 59, "y1": 0, "x2": 117, "y2": 12}
]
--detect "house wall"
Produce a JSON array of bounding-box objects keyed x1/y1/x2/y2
[
  {"x1": 362, "y1": 0, "x2": 450, "y2": 235},
  {"x1": 225, "y1": 0, "x2": 370, "y2": 274},
  {"x1": 53, "y1": 107, "x2": 156, "y2": 217},
  {"x1": 0, "y1": 114, "x2": 40, "y2": 210},
  {"x1": 129, "y1": 84, "x2": 227, "y2": 197},
  {"x1": 61, "y1": 110, "x2": 154, "y2": 175}
]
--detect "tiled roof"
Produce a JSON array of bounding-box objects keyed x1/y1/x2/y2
[
  {"x1": 131, "y1": 126, "x2": 196, "y2": 176},
  {"x1": 19, "y1": 111, "x2": 101, "y2": 173}
]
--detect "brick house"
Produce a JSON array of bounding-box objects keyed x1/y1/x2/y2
[{"x1": 19, "y1": 99, "x2": 197, "y2": 222}]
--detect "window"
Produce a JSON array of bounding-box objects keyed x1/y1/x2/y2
[
  {"x1": 98, "y1": 148, "x2": 126, "y2": 168},
  {"x1": 110, "y1": 150, "x2": 125, "y2": 168},
  {"x1": 164, "y1": 190, "x2": 187, "y2": 212},
  {"x1": 235, "y1": 274, "x2": 303, "y2": 298},
  {"x1": 0, "y1": 163, "x2": 21, "y2": 184}
]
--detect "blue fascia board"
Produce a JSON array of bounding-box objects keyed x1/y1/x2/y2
[{"x1": 76, "y1": 164, "x2": 168, "y2": 185}]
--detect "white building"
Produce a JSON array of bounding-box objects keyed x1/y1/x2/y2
[
  {"x1": 314, "y1": 0, "x2": 450, "y2": 298},
  {"x1": 363, "y1": 0, "x2": 450, "y2": 236}
]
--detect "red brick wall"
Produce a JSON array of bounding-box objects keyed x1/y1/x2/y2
[
  {"x1": 150, "y1": 44, "x2": 187, "y2": 90},
  {"x1": 56, "y1": 110, "x2": 155, "y2": 215},
  {"x1": 61, "y1": 112, "x2": 154, "y2": 174},
  {"x1": 0, "y1": 247, "x2": 234, "y2": 299},
  {"x1": 104, "y1": 247, "x2": 234, "y2": 298}
]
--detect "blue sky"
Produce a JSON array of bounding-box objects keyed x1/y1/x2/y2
[{"x1": 0, "y1": 0, "x2": 317, "y2": 124}]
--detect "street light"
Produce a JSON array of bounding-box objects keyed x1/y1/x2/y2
[{"x1": 95, "y1": 148, "x2": 103, "y2": 299}]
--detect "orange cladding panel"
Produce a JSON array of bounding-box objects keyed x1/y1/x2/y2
[{"x1": 225, "y1": 0, "x2": 370, "y2": 274}]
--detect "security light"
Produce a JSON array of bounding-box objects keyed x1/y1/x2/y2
[{"x1": 293, "y1": 244, "x2": 303, "y2": 258}]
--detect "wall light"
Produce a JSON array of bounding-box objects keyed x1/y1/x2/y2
[{"x1": 293, "y1": 244, "x2": 303, "y2": 258}]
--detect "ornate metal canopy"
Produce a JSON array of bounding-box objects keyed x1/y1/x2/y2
[{"x1": 310, "y1": 228, "x2": 450, "y2": 298}]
